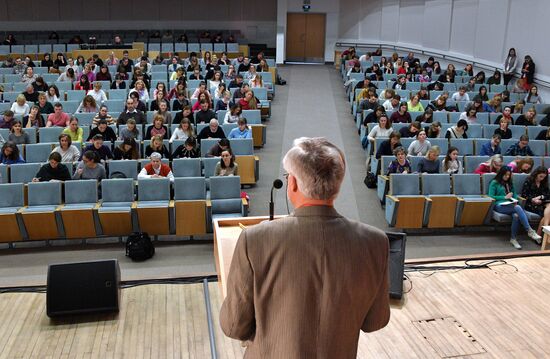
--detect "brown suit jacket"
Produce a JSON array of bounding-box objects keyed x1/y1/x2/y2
[{"x1": 220, "y1": 205, "x2": 390, "y2": 359}]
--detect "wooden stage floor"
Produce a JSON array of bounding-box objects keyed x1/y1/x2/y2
[{"x1": 1, "y1": 256, "x2": 550, "y2": 358}]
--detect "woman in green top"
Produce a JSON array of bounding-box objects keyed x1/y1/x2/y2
[
  {"x1": 488, "y1": 166, "x2": 541, "y2": 249},
  {"x1": 62, "y1": 117, "x2": 84, "y2": 143}
]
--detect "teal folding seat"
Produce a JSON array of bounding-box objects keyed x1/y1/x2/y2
[
  {"x1": 200, "y1": 138, "x2": 220, "y2": 157},
  {"x1": 10, "y1": 163, "x2": 41, "y2": 183},
  {"x1": 241, "y1": 110, "x2": 261, "y2": 124},
  {"x1": 172, "y1": 158, "x2": 201, "y2": 177},
  {"x1": 207, "y1": 176, "x2": 248, "y2": 232},
  {"x1": 107, "y1": 160, "x2": 139, "y2": 179},
  {"x1": 450, "y1": 138, "x2": 474, "y2": 155},
  {"x1": 229, "y1": 138, "x2": 253, "y2": 156}
]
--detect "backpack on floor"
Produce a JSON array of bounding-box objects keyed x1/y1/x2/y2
[{"x1": 126, "y1": 232, "x2": 155, "y2": 261}]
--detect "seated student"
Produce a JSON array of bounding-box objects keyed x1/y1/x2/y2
[
  {"x1": 117, "y1": 98, "x2": 146, "y2": 125},
  {"x1": 445, "y1": 119, "x2": 468, "y2": 139},
  {"x1": 451, "y1": 86, "x2": 470, "y2": 102},
  {"x1": 145, "y1": 114, "x2": 169, "y2": 140},
  {"x1": 383, "y1": 94, "x2": 400, "y2": 112},
  {"x1": 88, "y1": 119, "x2": 117, "y2": 143},
  {"x1": 459, "y1": 107, "x2": 478, "y2": 124},
  {"x1": 515, "y1": 107, "x2": 537, "y2": 126},
  {"x1": 480, "y1": 134, "x2": 502, "y2": 156},
  {"x1": 22, "y1": 106, "x2": 45, "y2": 128},
  {"x1": 406, "y1": 94, "x2": 424, "y2": 112},
  {"x1": 507, "y1": 157, "x2": 534, "y2": 174},
  {"x1": 73, "y1": 150, "x2": 106, "y2": 181},
  {"x1": 87, "y1": 82, "x2": 108, "y2": 104},
  {"x1": 488, "y1": 166, "x2": 541, "y2": 249},
  {"x1": 399, "y1": 121, "x2": 420, "y2": 138},
  {"x1": 170, "y1": 118, "x2": 195, "y2": 143},
  {"x1": 425, "y1": 121, "x2": 442, "y2": 138},
  {"x1": 386, "y1": 146, "x2": 411, "y2": 175},
  {"x1": 0, "y1": 141, "x2": 25, "y2": 164},
  {"x1": 474, "y1": 154, "x2": 504, "y2": 174},
  {"x1": 62, "y1": 117, "x2": 84, "y2": 143},
  {"x1": 415, "y1": 108, "x2": 434, "y2": 123},
  {"x1": 81, "y1": 134, "x2": 113, "y2": 161},
  {"x1": 521, "y1": 166, "x2": 550, "y2": 235},
  {"x1": 505, "y1": 135, "x2": 534, "y2": 156},
  {"x1": 8, "y1": 120, "x2": 30, "y2": 145},
  {"x1": 144, "y1": 135, "x2": 171, "y2": 159},
  {"x1": 215, "y1": 148, "x2": 238, "y2": 176},
  {"x1": 536, "y1": 127, "x2": 550, "y2": 141},
  {"x1": 52, "y1": 134, "x2": 80, "y2": 163},
  {"x1": 173, "y1": 106, "x2": 194, "y2": 125},
  {"x1": 46, "y1": 103, "x2": 71, "y2": 127},
  {"x1": 208, "y1": 138, "x2": 231, "y2": 157},
  {"x1": 494, "y1": 118, "x2": 512, "y2": 140},
  {"x1": 376, "y1": 131, "x2": 402, "y2": 159},
  {"x1": 37, "y1": 93, "x2": 55, "y2": 116},
  {"x1": 32, "y1": 152, "x2": 71, "y2": 182},
  {"x1": 363, "y1": 106, "x2": 385, "y2": 126},
  {"x1": 113, "y1": 137, "x2": 139, "y2": 160},
  {"x1": 0, "y1": 110, "x2": 16, "y2": 129},
  {"x1": 11, "y1": 94, "x2": 30, "y2": 117},
  {"x1": 197, "y1": 119, "x2": 226, "y2": 144},
  {"x1": 111, "y1": 73, "x2": 127, "y2": 90},
  {"x1": 417, "y1": 146, "x2": 441, "y2": 173},
  {"x1": 92, "y1": 105, "x2": 115, "y2": 130},
  {"x1": 493, "y1": 106, "x2": 514, "y2": 126},
  {"x1": 138, "y1": 152, "x2": 174, "y2": 182},
  {"x1": 442, "y1": 146, "x2": 463, "y2": 174},
  {"x1": 118, "y1": 118, "x2": 140, "y2": 141},
  {"x1": 228, "y1": 118, "x2": 252, "y2": 139},
  {"x1": 75, "y1": 95, "x2": 99, "y2": 114},
  {"x1": 390, "y1": 102, "x2": 412, "y2": 124},
  {"x1": 358, "y1": 94, "x2": 379, "y2": 113},
  {"x1": 172, "y1": 137, "x2": 199, "y2": 159},
  {"x1": 195, "y1": 100, "x2": 217, "y2": 124},
  {"x1": 524, "y1": 85, "x2": 543, "y2": 104},
  {"x1": 407, "y1": 130, "x2": 431, "y2": 156},
  {"x1": 154, "y1": 101, "x2": 173, "y2": 125}
]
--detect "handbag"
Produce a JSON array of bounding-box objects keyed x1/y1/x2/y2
[
  {"x1": 126, "y1": 232, "x2": 155, "y2": 261},
  {"x1": 364, "y1": 172, "x2": 377, "y2": 188}
]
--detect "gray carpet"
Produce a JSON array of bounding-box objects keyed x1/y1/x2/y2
[{"x1": 0, "y1": 64, "x2": 538, "y2": 288}]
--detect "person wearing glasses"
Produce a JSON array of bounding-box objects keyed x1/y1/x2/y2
[{"x1": 220, "y1": 137, "x2": 390, "y2": 358}]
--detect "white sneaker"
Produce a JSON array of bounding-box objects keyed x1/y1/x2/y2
[
  {"x1": 510, "y1": 238, "x2": 522, "y2": 250},
  {"x1": 527, "y1": 229, "x2": 542, "y2": 244}
]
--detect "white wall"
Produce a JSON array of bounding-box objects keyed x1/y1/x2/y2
[
  {"x1": 276, "y1": 0, "x2": 340, "y2": 63},
  {"x1": 337, "y1": 0, "x2": 550, "y2": 82}
]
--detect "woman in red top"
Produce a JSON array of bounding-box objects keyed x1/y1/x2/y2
[
  {"x1": 239, "y1": 90, "x2": 258, "y2": 110},
  {"x1": 145, "y1": 114, "x2": 168, "y2": 140},
  {"x1": 75, "y1": 74, "x2": 92, "y2": 91},
  {"x1": 474, "y1": 154, "x2": 504, "y2": 175}
]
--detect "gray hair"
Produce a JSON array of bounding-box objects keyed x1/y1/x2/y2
[
  {"x1": 283, "y1": 137, "x2": 346, "y2": 200},
  {"x1": 150, "y1": 152, "x2": 162, "y2": 160},
  {"x1": 209, "y1": 119, "x2": 219, "y2": 126}
]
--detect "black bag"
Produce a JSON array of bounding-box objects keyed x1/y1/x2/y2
[
  {"x1": 126, "y1": 232, "x2": 155, "y2": 261},
  {"x1": 364, "y1": 172, "x2": 377, "y2": 188}
]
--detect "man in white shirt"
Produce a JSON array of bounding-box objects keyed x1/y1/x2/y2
[
  {"x1": 383, "y1": 94, "x2": 401, "y2": 112},
  {"x1": 451, "y1": 86, "x2": 470, "y2": 102},
  {"x1": 138, "y1": 152, "x2": 174, "y2": 182}
]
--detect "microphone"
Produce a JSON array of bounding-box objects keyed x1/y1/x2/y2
[{"x1": 269, "y1": 179, "x2": 284, "y2": 221}]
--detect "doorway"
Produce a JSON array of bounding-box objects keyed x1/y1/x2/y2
[{"x1": 286, "y1": 13, "x2": 326, "y2": 63}]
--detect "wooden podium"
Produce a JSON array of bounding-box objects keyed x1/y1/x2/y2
[{"x1": 213, "y1": 216, "x2": 284, "y2": 298}]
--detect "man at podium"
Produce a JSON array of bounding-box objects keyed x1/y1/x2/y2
[{"x1": 220, "y1": 137, "x2": 390, "y2": 358}]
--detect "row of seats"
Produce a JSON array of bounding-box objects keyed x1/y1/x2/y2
[
  {"x1": 378, "y1": 173, "x2": 540, "y2": 229},
  {"x1": 374, "y1": 155, "x2": 550, "y2": 177},
  {"x1": 0, "y1": 157, "x2": 257, "y2": 183},
  {"x1": 0, "y1": 42, "x2": 242, "y2": 55},
  {"x1": 0, "y1": 176, "x2": 248, "y2": 243},
  {"x1": 364, "y1": 123, "x2": 547, "y2": 143}
]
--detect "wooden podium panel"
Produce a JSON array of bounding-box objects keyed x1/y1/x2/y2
[{"x1": 213, "y1": 216, "x2": 284, "y2": 298}]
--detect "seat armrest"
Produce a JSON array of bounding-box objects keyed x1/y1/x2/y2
[
  {"x1": 206, "y1": 199, "x2": 212, "y2": 208},
  {"x1": 386, "y1": 195, "x2": 399, "y2": 203}
]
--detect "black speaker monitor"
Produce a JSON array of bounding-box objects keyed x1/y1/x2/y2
[
  {"x1": 386, "y1": 232, "x2": 406, "y2": 299},
  {"x1": 47, "y1": 259, "x2": 121, "y2": 318}
]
